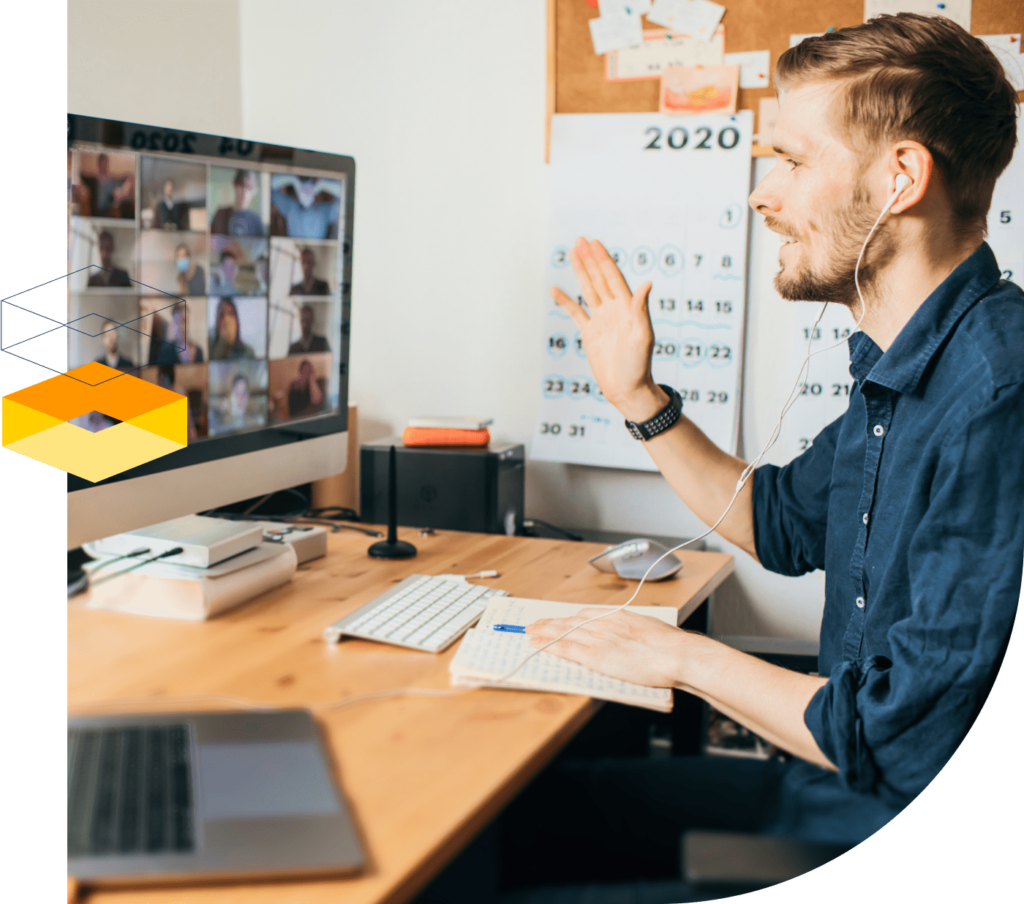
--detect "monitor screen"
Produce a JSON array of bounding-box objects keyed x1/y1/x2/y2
[{"x1": 65, "y1": 115, "x2": 354, "y2": 495}]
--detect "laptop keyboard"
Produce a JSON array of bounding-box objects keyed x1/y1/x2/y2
[{"x1": 68, "y1": 724, "x2": 195, "y2": 856}]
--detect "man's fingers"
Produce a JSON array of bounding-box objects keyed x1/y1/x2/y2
[
  {"x1": 575, "y1": 238, "x2": 614, "y2": 305},
  {"x1": 589, "y1": 240, "x2": 633, "y2": 299},
  {"x1": 633, "y1": 281, "x2": 653, "y2": 315},
  {"x1": 551, "y1": 287, "x2": 590, "y2": 328},
  {"x1": 567, "y1": 246, "x2": 603, "y2": 311}
]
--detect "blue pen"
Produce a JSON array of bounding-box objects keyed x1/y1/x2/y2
[{"x1": 493, "y1": 624, "x2": 526, "y2": 633}]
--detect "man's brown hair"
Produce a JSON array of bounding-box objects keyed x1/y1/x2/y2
[{"x1": 775, "y1": 13, "x2": 1019, "y2": 227}]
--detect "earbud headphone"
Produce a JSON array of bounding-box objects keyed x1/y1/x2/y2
[{"x1": 882, "y1": 174, "x2": 911, "y2": 214}]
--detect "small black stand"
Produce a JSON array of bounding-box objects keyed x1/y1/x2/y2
[{"x1": 368, "y1": 445, "x2": 417, "y2": 559}]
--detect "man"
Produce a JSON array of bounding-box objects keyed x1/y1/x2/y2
[
  {"x1": 211, "y1": 169, "x2": 264, "y2": 236},
  {"x1": 153, "y1": 178, "x2": 187, "y2": 230},
  {"x1": 507, "y1": 13, "x2": 1024, "y2": 891},
  {"x1": 286, "y1": 359, "x2": 326, "y2": 418},
  {"x1": 289, "y1": 247, "x2": 331, "y2": 296},
  {"x1": 93, "y1": 153, "x2": 133, "y2": 218},
  {"x1": 271, "y1": 174, "x2": 340, "y2": 239},
  {"x1": 174, "y1": 242, "x2": 206, "y2": 296},
  {"x1": 94, "y1": 320, "x2": 134, "y2": 372},
  {"x1": 288, "y1": 304, "x2": 330, "y2": 354},
  {"x1": 86, "y1": 231, "x2": 132, "y2": 288}
]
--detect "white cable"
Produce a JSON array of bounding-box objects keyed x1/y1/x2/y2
[{"x1": 68, "y1": 210, "x2": 898, "y2": 712}]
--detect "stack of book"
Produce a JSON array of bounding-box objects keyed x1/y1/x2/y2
[{"x1": 402, "y1": 416, "x2": 493, "y2": 447}]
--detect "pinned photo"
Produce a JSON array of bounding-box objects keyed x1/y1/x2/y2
[{"x1": 659, "y1": 64, "x2": 739, "y2": 115}]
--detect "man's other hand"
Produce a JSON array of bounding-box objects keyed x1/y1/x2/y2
[{"x1": 525, "y1": 608, "x2": 685, "y2": 688}]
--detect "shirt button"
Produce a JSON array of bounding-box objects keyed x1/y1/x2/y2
[
  {"x1": 856, "y1": 597, "x2": 865, "y2": 609},
  {"x1": 873, "y1": 425, "x2": 885, "y2": 436},
  {"x1": 863, "y1": 513, "x2": 869, "y2": 525}
]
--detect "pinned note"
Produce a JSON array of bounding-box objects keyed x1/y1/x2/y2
[
  {"x1": 757, "y1": 97, "x2": 781, "y2": 144},
  {"x1": 789, "y1": 33, "x2": 823, "y2": 48},
  {"x1": 648, "y1": 0, "x2": 725, "y2": 43},
  {"x1": 606, "y1": 25, "x2": 724, "y2": 81},
  {"x1": 723, "y1": 50, "x2": 771, "y2": 88},
  {"x1": 599, "y1": 0, "x2": 652, "y2": 15},
  {"x1": 660, "y1": 64, "x2": 739, "y2": 115},
  {"x1": 862, "y1": 1, "x2": 972, "y2": 33},
  {"x1": 979, "y1": 35, "x2": 1024, "y2": 91},
  {"x1": 589, "y1": 11, "x2": 644, "y2": 55}
]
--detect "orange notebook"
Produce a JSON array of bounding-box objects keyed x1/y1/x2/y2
[{"x1": 402, "y1": 427, "x2": 491, "y2": 447}]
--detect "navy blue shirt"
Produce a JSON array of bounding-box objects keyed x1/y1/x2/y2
[{"x1": 752, "y1": 243, "x2": 1024, "y2": 843}]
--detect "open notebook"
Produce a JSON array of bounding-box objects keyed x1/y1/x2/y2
[{"x1": 449, "y1": 597, "x2": 677, "y2": 713}]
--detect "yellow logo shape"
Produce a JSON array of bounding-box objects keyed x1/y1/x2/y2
[{"x1": 2, "y1": 362, "x2": 186, "y2": 482}]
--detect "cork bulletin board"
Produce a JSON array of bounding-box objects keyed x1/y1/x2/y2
[{"x1": 546, "y1": 0, "x2": 1024, "y2": 156}]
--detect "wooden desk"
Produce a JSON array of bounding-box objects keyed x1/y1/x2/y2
[{"x1": 69, "y1": 529, "x2": 733, "y2": 904}]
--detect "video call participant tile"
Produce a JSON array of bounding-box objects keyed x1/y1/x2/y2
[
  {"x1": 267, "y1": 299, "x2": 333, "y2": 360},
  {"x1": 69, "y1": 220, "x2": 138, "y2": 291},
  {"x1": 139, "y1": 297, "x2": 208, "y2": 366},
  {"x1": 140, "y1": 230, "x2": 208, "y2": 297},
  {"x1": 208, "y1": 359, "x2": 268, "y2": 436},
  {"x1": 268, "y1": 352, "x2": 333, "y2": 424},
  {"x1": 140, "y1": 362, "x2": 209, "y2": 440},
  {"x1": 208, "y1": 296, "x2": 268, "y2": 361},
  {"x1": 140, "y1": 156, "x2": 208, "y2": 232},
  {"x1": 269, "y1": 238, "x2": 338, "y2": 299},
  {"x1": 270, "y1": 174, "x2": 341, "y2": 239},
  {"x1": 209, "y1": 166, "x2": 267, "y2": 237},
  {"x1": 67, "y1": 295, "x2": 143, "y2": 373},
  {"x1": 210, "y1": 235, "x2": 269, "y2": 296},
  {"x1": 72, "y1": 150, "x2": 136, "y2": 220}
]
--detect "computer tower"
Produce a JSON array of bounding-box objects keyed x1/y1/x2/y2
[{"x1": 360, "y1": 441, "x2": 525, "y2": 535}]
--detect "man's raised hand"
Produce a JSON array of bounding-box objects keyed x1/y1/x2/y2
[{"x1": 551, "y1": 237, "x2": 667, "y2": 423}]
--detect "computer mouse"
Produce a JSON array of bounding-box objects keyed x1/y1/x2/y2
[{"x1": 587, "y1": 539, "x2": 683, "y2": 581}]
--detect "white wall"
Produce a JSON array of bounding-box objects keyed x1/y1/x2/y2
[
  {"x1": 68, "y1": 0, "x2": 834, "y2": 641},
  {"x1": 68, "y1": 0, "x2": 243, "y2": 136}
]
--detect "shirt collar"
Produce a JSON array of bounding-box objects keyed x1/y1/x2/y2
[{"x1": 847, "y1": 242, "x2": 1001, "y2": 392}]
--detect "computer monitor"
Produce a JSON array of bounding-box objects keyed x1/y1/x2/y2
[{"x1": 66, "y1": 115, "x2": 354, "y2": 548}]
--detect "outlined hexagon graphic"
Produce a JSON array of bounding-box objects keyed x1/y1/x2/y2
[
  {"x1": 2, "y1": 267, "x2": 189, "y2": 482},
  {"x1": 4, "y1": 362, "x2": 186, "y2": 482}
]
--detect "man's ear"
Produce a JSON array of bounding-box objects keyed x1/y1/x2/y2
[{"x1": 888, "y1": 142, "x2": 933, "y2": 215}]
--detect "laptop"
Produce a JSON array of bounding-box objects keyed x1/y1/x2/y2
[{"x1": 68, "y1": 709, "x2": 364, "y2": 885}]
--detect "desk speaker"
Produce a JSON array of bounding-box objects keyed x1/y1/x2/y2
[{"x1": 360, "y1": 441, "x2": 524, "y2": 535}]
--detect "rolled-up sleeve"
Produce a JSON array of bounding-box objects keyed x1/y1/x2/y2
[
  {"x1": 752, "y1": 412, "x2": 846, "y2": 577},
  {"x1": 804, "y1": 383, "x2": 1024, "y2": 806}
]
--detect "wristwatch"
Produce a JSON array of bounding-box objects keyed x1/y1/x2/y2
[{"x1": 624, "y1": 384, "x2": 683, "y2": 441}]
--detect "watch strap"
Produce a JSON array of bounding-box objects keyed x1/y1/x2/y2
[{"x1": 624, "y1": 385, "x2": 683, "y2": 441}]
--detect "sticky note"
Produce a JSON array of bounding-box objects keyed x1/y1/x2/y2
[
  {"x1": 724, "y1": 50, "x2": 771, "y2": 89},
  {"x1": 589, "y1": 13, "x2": 644, "y2": 55},
  {"x1": 648, "y1": 0, "x2": 725, "y2": 43},
  {"x1": 606, "y1": 26, "x2": 724, "y2": 81}
]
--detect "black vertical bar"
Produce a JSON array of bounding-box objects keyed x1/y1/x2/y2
[{"x1": 388, "y1": 445, "x2": 398, "y2": 543}]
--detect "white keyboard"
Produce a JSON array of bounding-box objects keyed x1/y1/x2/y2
[{"x1": 323, "y1": 574, "x2": 508, "y2": 653}]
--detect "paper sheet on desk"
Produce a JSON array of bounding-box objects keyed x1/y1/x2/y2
[
  {"x1": 450, "y1": 597, "x2": 676, "y2": 712},
  {"x1": 476, "y1": 597, "x2": 678, "y2": 629}
]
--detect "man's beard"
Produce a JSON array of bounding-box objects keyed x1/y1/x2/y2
[{"x1": 770, "y1": 182, "x2": 898, "y2": 308}]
